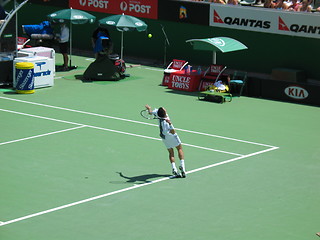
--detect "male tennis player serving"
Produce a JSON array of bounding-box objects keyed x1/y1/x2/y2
[{"x1": 145, "y1": 104, "x2": 186, "y2": 178}]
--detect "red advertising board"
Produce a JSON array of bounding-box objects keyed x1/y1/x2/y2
[
  {"x1": 168, "y1": 70, "x2": 201, "y2": 92},
  {"x1": 69, "y1": 0, "x2": 158, "y2": 19}
]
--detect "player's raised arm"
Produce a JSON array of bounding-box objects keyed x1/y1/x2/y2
[{"x1": 145, "y1": 104, "x2": 152, "y2": 114}]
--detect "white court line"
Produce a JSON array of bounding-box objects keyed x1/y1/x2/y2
[
  {"x1": 90, "y1": 125, "x2": 243, "y2": 156},
  {"x1": 0, "y1": 126, "x2": 86, "y2": 146},
  {"x1": 144, "y1": 67, "x2": 164, "y2": 72},
  {"x1": 0, "y1": 100, "x2": 279, "y2": 227},
  {"x1": 0, "y1": 96, "x2": 275, "y2": 148},
  {"x1": 0, "y1": 108, "x2": 243, "y2": 156},
  {"x1": 0, "y1": 108, "x2": 84, "y2": 126},
  {"x1": 0, "y1": 145, "x2": 278, "y2": 227}
]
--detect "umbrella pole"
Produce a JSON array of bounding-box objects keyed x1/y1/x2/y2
[
  {"x1": 69, "y1": 22, "x2": 72, "y2": 68},
  {"x1": 213, "y1": 51, "x2": 216, "y2": 65},
  {"x1": 161, "y1": 24, "x2": 170, "y2": 68},
  {"x1": 120, "y1": 31, "x2": 124, "y2": 60}
]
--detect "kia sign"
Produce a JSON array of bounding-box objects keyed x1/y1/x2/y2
[
  {"x1": 210, "y1": 4, "x2": 320, "y2": 39},
  {"x1": 284, "y1": 85, "x2": 309, "y2": 100},
  {"x1": 70, "y1": 0, "x2": 158, "y2": 19}
]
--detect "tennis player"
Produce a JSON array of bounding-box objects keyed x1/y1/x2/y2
[{"x1": 145, "y1": 104, "x2": 186, "y2": 178}]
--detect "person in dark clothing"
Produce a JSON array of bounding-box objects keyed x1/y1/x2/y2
[{"x1": 92, "y1": 27, "x2": 113, "y2": 58}]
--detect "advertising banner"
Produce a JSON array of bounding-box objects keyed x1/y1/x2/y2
[
  {"x1": 28, "y1": 0, "x2": 68, "y2": 7},
  {"x1": 262, "y1": 80, "x2": 320, "y2": 106},
  {"x1": 210, "y1": 4, "x2": 320, "y2": 39},
  {"x1": 69, "y1": 0, "x2": 158, "y2": 19},
  {"x1": 158, "y1": 0, "x2": 209, "y2": 25}
]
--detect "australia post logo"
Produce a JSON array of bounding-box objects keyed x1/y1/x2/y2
[
  {"x1": 78, "y1": 0, "x2": 109, "y2": 9},
  {"x1": 119, "y1": 1, "x2": 152, "y2": 14},
  {"x1": 69, "y1": 0, "x2": 158, "y2": 19}
]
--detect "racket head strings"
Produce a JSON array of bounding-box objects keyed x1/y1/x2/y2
[{"x1": 140, "y1": 109, "x2": 156, "y2": 119}]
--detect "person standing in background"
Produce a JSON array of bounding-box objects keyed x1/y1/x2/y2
[{"x1": 57, "y1": 22, "x2": 69, "y2": 71}]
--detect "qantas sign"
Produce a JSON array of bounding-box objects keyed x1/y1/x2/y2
[{"x1": 210, "y1": 4, "x2": 320, "y2": 39}]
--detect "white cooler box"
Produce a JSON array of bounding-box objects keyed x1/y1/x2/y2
[
  {"x1": 14, "y1": 56, "x2": 54, "y2": 89},
  {"x1": 18, "y1": 47, "x2": 55, "y2": 75},
  {"x1": 18, "y1": 47, "x2": 55, "y2": 59}
]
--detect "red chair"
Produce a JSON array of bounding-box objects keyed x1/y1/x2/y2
[
  {"x1": 199, "y1": 65, "x2": 227, "y2": 91},
  {"x1": 164, "y1": 59, "x2": 188, "y2": 74},
  {"x1": 17, "y1": 37, "x2": 31, "y2": 50},
  {"x1": 162, "y1": 59, "x2": 188, "y2": 86}
]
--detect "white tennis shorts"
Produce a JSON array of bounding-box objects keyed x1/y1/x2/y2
[{"x1": 162, "y1": 133, "x2": 181, "y2": 149}]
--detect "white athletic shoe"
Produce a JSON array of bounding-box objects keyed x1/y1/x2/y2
[
  {"x1": 179, "y1": 166, "x2": 186, "y2": 178},
  {"x1": 172, "y1": 170, "x2": 181, "y2": 178}
]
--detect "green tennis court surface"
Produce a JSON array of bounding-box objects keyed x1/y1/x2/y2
[{"x1": 0, "y1": 53, "x2": 319, "y2": 240}]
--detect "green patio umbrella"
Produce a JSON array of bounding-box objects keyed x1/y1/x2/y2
[
  {"x1": 98, "y1": 13, "x2": 148, "y2": 59},
  {"x1": 186, "y1": 37, "x2": 248, "y2": 64},
  {"x1": 48, "y1": 8, "x2": 96, "y2": 68}
]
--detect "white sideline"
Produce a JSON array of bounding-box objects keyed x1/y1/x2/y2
[{"x1": 0, "y1": 145, "x2": 278, "y2": 227}]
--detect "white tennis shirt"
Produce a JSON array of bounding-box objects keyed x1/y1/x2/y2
[
  {"x1": 152, "y1": 109, "x2": 174, "y2": 138},
  {"x1": 59, "y1": 25, "x2": 69, "y2": 43}
]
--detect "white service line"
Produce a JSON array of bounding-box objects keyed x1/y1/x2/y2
[
  {"x1": 0, "y1": 96, "x2": 155, "y2": 126},
  {"x1": 0, "y1": 108, "x2": 84, "y2": 126},
  {"x1": 0, "y1": 126, "x2": 86, "y2": 146},
  {"x1": 89, "y1": 125, "x2": 243, "y2": 156},
  {"x1": 0, "y1": 146, "x2": 278, "y2": 227},
  {"x1": 182, "y1": 142, "x2": 243, "y2": 156},
  {"x1": 0, "y1": 108, "x2": 242, "y2": 156},
  {"x1": 0, "y1": 96, "x2": 275, "y2": 147}
]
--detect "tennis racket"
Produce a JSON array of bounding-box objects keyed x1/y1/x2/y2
[{"x1": 140, "y1": 109, "x2": 159, "y2": 120}]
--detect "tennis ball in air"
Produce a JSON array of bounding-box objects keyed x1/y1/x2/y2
[{"x1": 148, "y1": 33, "x2": 152, "y2": 38}]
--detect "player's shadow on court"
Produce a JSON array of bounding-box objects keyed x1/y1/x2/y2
[{"x1": 113, "y1": 172, "x2": 171, "y2": 184}]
